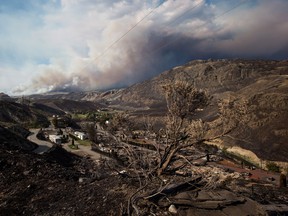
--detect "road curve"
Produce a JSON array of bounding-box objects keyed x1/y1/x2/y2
[
  {"x1": 28, "y1": 129, "x2": 53, "y2": 154},
  {"x1": 28, "y1": 128, "x2": 101, "y2": 160}
]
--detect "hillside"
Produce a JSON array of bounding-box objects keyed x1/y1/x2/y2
[
  {"x1": 109, "y1": 59, "x2": 287, "y2": 108},
  {"x1": 101, "y1": 59, "x2": 288, "y2": 162},
  {"x1": 0, "y1": 125, "x2": 37, "y2": 151},
  {"x1": 0, "y1": 101, "x2": 50, "y2": 127},
  {"x1": 0, "y1": 92, "x2": 14, "y2": 101},
  {"x1": 34, "y1": 99, "x2": 103, "y2": 113}
]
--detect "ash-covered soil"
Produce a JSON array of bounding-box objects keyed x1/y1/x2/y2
[
  {"x1": 1, "y1": 141, "x2": 288, "y2": 216},
  {"x1": 1, "y1": 120, "x2": 287, "y2": 215},
  {"x1": 0, "y1": 144, "x2": 131, "y2": 216}
]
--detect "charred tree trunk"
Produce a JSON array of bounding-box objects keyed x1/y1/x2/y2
[{"x1": 157, "y1": 147, "x2": 178, "y2": 176}]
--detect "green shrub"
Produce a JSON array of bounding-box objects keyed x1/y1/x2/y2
[{"x1": 266, "y1": 162, "x2": 280, "y2": 173}]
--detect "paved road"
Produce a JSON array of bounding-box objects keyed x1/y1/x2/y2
[{"x1": 27, "y1": 129, "x2": 53, "y2": 154}]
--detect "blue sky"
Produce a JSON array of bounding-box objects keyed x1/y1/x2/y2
[{"x1": 0, "y1": 0, "x2": 287, "y2": 95}]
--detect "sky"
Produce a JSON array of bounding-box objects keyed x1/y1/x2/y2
[{"x1": 0, "y1": 0, "x2": 287, "y2": 95}]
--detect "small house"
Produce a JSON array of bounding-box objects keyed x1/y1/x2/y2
[{"x1": 49, "y1": 135, "x2": 62, "y2": 144}]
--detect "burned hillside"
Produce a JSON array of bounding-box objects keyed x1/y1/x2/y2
[{"x1": 97, "y1": 59, "x2": 288, "y2": 162}]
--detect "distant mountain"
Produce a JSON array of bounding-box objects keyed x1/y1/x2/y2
[
  {"x1": 108, "y1": 59, "x2": 288, "y2": 109},
  {"x1": 27, "y1": 90, "x2": 122, "y2": 108},
  {"x1": 27, "y1": 91, "x2": 89, "y2": 101},
  {"x1": 32, "y1": 99, "x2": 104, "y2": 113}
]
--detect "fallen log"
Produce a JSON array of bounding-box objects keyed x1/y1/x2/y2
[{"x1": 168, "y1": 197, "x2": 246, "y2": 210}]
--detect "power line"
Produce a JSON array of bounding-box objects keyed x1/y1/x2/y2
[
  {"x1": 77, "y1": 0, "x2": 250, "y2": 80},
  {"x1": 78, "y1": 1, "x2": 164, "y2": 74},
  {"x1": 164, "y1": 0, "x2": 204, "y2": 27},
  {"x1": 93, "y1": 8, "x2": 156, "y2": 60},
  {"x1": 78, "y1": 0, "x2": 203, "y2": 74},
  {"x1": 147, "y1": 0, "x2": 250, "y2": 55}
]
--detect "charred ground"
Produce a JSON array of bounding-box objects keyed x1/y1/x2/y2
[{"x1": 0, "y1": 143, "x2": 130, "y2": 216}]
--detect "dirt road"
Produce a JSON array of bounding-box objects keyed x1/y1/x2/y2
[
  {"x1": 28, "y1": 129, "x2": 53, "y2": 154},
  {"x1": 62, "y1": 141, "x2": 101, "y2": 161}
]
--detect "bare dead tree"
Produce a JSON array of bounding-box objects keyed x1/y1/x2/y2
[
  {"x1": 121, "y1": 84, "x2": 259, "y2": 215},
  {"x1": 121, "y1": 144, "x2": 157, "y2": 184},
  {"x1": 107, "y1": 112, "x2": 134, "y2": 138},
  {"x1": 141, "y1": 115, "x2": 157, "y2": 137},
  {"x1": 155, "y1": 80, "x2": 209, "y2": 176},
  {"x1": 110, "y1": 83, "x2": 253, "y2": 179}
]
